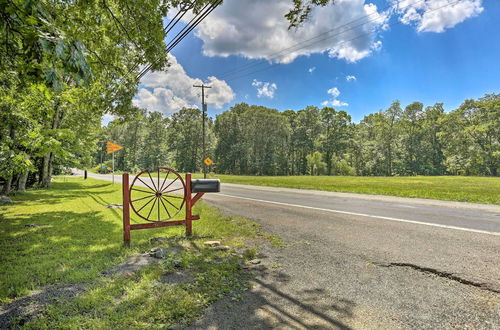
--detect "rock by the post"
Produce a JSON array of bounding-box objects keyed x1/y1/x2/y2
[
  {"x1": 106, "y1": 204, "x2": 122, "y2": 209},
  {"x1": 204, "y1": 240, "x2": 221, "y2": 247},
  {"x1": 149, "y1": 247, "x2": 168, "y2": 259}
]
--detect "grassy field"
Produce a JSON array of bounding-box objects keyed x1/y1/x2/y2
[
  {"x1": 193, "y1": 174, "x2": 500, "y2": 205},
  {"x1": 0, "y1": 177, "x2": 273, "y2": 328}
]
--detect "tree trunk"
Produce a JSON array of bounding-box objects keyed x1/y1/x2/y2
[
  {"x1": 2, "y1": 178, "x2": 12, "y2": 195},
  {"x1": 40, "y1": 100, "x2": 63, "y2": 188},
  {"x1": 18, "y1": 171, "x2": 28, "y2": 192},
  {"x1": 40, "y1": 152, "x2": 52, "y2": 188}
]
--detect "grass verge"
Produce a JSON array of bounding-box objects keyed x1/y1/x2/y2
[
  {"x1": 0, "y1": 177, "x2": 274, "y2": 328},
  {"x1": 192, "y1": 174, "x2": 500, "y2": 205}
]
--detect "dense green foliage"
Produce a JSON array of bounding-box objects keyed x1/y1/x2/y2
[
  {"x1": 0, "y1": 177, "x2": 268, "y2": 327},
  {"x1": 0, "y1": 0, "x2": 211, "y2": 194},
  {"x1": 99, "y1": 94, "x2": 499, "y2": 177}
]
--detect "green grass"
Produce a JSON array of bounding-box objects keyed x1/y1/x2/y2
[
  {"x1": 0, "y1": 177, "x2": 272, "y2": 328},
  {"x1": 193, "y1": 174, "x2": 500, "y2": 205}
]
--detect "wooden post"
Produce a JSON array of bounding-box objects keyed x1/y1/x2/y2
[
  {"x1": 122, "y1": 173, "x2": 131, "y2": 246},
  {"x1": 185, "y1": 173, "x2": 192, "y2": 236}
]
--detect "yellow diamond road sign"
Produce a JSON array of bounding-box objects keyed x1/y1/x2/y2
[
  {"x1": 204, "y1": 157, "x2": 213, "y2": 166},
  {"x1": 107, "y1": 141, "x2": 124, "y2": 154}
]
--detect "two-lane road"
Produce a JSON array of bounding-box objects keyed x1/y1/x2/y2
[{"x1": 79, "y1": 170, "x2": 500, "y2": 328}]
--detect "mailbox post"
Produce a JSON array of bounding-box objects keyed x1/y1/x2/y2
[{"x1": 122, "y1": 167, "x2": 221, "y2": 245}]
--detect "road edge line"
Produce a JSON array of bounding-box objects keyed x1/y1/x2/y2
[{"x1": 217, "y1": 193, "x2": 500, "y2": 236}]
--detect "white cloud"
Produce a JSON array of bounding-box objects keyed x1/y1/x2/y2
[
  {"x1": 346, "y1": 75, "x2": 357, "y2": 82},
  {"x1": 392, "y1": 0, "x2": 483, "y2": 33},
  {"x1": 133, "y1": 55, "x2": 234, "y2": 115},
  {"x1": 327, "y1": 87, "x2": 341, "y2": 98},
  {"x1": 192, "y1": 0, "x2": 389, "y2": 63},
  {"x1": 371, "y1": 40, "x2": 382, "y2": 51},
  {"x1": 322, "y1": 87, "x2": 348, "y2": 107},
  {"x1": 252, "y1": 79, "x2": 277, "y2": 98},
  {"x1": 308, "y1": 67, "x2": 316, "y2": 73}
]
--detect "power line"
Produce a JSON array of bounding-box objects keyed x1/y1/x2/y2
[
  {"x1": 221, "y1": 0, "x2": 463, "y2": 82},
  {"x1": 136, "y1": 0, "x2": 222, "y2": 82},
  {"x1": 101, "y1": 0, "x2": 220, "y2": 109},
  {"x1": 125, "y1": 0, "x2": 197, "y2": 79},
  {"x1": 216, "y1": 0, "x2": 400, "y2": 79},
  {"x1": 103, "y1": 1, "x2": 141, "y2": 50}
]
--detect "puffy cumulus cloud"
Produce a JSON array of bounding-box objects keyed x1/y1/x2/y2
[
  {"x1": 252, "y1": 79, "x2": 277, "y2": 98},
  {"x1": 133, "y1": 55, "x2": 234, "y2": 115},
  {"x1": 321, "y1": 87, "x2": 348, "y2": 107},
  {"x1": 346, "y1": 75, "x2": 357, "y2": 82},
  {"x1": 327, "y1": 87, "x2": 341, "y2": 98},
  {"x1": 192, "y1": 0, "x2": 389, "y2": 63},
  {"x1": 393, "y1": 0, "x2": 483, "y2": 33}
]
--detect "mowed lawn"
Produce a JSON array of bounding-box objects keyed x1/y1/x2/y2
[
  {"x1": 193, "y1": 174, "x2": 500, "y2": 205},
  {"x1": 0, "y1": 177, "x2": 270, "y2": 328}
]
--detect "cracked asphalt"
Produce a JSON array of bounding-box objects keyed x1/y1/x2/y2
[{"x1": 80, "y1": 171, "x2": 500, "y2": 329}]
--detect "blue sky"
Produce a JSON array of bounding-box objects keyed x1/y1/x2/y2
[{"x1": 130, "y1": 0, "x2": 500, "y2": 123}]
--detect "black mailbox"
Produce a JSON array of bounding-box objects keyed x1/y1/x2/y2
[{"x1": 191, "y1": 179, "x2": 221, "y2": 193}]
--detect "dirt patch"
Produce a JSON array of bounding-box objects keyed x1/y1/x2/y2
[
  {"x1": 103, "y1": 254, "x2": 163, "y2": 276},
  {"x1": 1, "y1": 252, "x2": 164, "y2": 328},
  {"x1": 0, "y1": 284, "x2": 85, "y2": 328},
  {"x1": 161, "y1": 271, "x2": 194, "y2": 284}
]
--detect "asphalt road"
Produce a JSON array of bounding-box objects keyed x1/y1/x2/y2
[{"x1": 78, "y1": 171, "x2": 500, "y2": 329}]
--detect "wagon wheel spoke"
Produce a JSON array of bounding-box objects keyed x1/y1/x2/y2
[
  {"x1": 158, "y1": 195, "x2": 171, "y2": 218},
  {"x1": 132, "y1": 195, "x2": 156, "y2": 203},
  {"x1": 147, "y1": 171, "x2": 158, "y2": 191},
  {"x1": 161, "y1": 177, "x2": 178, "y2": 193},
  {"x1": 157, "y1": 193, "x2": 160, "y2": 222},
  {"x1": 146, "y1": 197, "x2": 158, "y2": 220},
  {"x1": 137, "y1": 177, "x2": 157, "y2": 192},
  {"x1": 160, "y1": 195, "x2": 180, "y2": 210},
  {"x1": 136, "y1": 195, "x2": 156, "y2": 213},
  {"x1": 157, "y1": 168, "x2": 160, "y2": 195},
  {"x1": 159, "y1": 171, "x2": 170, "y2": 193},
  {"x1": 131, "y1": 187, "x2": 155, "y2": 195},
  {"x1": 162, "y1": 194, "x2": 184, "y2": 199},
  {"x1": 162, "y1": 187, "x2": 184, "y2": 194}
]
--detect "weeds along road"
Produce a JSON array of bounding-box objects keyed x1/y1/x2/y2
[{"x1": 79, "y1": 170, "x2": 500, "y2": 328}]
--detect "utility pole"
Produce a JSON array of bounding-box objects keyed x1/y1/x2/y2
[{"x1": 193, "y1": 84, "x2": 211, "y2": 178}]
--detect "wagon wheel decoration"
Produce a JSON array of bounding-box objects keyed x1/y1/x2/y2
[{"x1": 129, "y1": 167, "x2": 186, "y2": 222}]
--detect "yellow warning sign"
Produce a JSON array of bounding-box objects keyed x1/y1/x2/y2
[
  {"x1": 203, "y1": 157, "x2": 213, "y2": 166},
  {"x1": 107, "y1": 142, "x2": 124, "y2": 154}
]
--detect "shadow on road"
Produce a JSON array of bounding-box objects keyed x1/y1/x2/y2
[{"x1": 190, "y1": 263, "x2": 354, "y2": 329}]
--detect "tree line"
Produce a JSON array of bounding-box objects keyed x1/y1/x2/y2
[
  {"x1": 96, "y1": 94, "x2": 499, "y2": 177},
  {"x1": 0, "y1": 0, "x2": 214, "y2": 194}
]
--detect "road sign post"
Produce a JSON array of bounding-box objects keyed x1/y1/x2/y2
[{"x1": 107, "y1": 142, "x2": 124, "y2": 184}]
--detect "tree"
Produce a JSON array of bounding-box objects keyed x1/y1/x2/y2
[
  {"x1": 441, "y1": 95, "x2": 500, "y2": 176},
  {"x1": 167, "y1": 108, "x2": 205, "y2": 173},
  {"x1": 306, "y1": 151, "x2": 326, "y2": 175},
  {"x1": 319, "y1": 107, "x2": 352, "y2": 175},
  {"x1": 294, "y1": 106, "x2": 322, "y2": 175}
]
